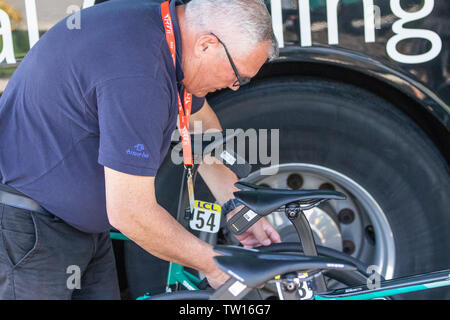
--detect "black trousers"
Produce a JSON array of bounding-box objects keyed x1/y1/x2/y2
[{"x1": 0, "y1": 203, "x2": 120, "y2": 299}]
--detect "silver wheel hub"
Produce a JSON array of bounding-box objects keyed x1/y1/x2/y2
[{"x1": 241, "y1": 163, "x2": 396, "y2": 279}]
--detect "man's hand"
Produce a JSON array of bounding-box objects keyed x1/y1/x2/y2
[
  {"x1": 227, "y1": 208, "x2": 281, "y2": 248},
  {"x1": 234, "y1": 216, "x2": 281, "y2": 248},
  {"x1": 192, "y1": 99, "x2": 281, "y2": 248}
]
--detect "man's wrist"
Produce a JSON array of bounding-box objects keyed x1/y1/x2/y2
[
  {"x1": 221, "y1": 198, "x2": 241, "y2": 215},
  {"x1": 198, "y1": 244, "x2": 222, "y2": 276}
]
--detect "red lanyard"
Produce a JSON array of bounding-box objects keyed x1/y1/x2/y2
[{"x1": 161, "y1": 1, "x2": 193, "y2": 166}]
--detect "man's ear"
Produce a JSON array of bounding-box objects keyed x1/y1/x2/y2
[{"x1": 194, "y1": 34, "x2": 219, "y2": 57}]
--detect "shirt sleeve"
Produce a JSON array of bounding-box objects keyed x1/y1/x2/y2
[{"x1": 96, "y1": 76, "x2": 172, "y2": 176}]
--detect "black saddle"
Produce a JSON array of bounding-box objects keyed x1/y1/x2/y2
[
  {"x1": 213, "y1": 246, "x2": 356, "y2": 288},
  {"x1": 233, "y1": 187, "x2": 346, "y2": 216},
  {"x1": 234, "y1": 181, "x2": 269, "y2": 191},
  {"x1": 226, "y1": 182, "x2": 346, "y2": 235},
  {"x1": 171, "y1": 132, "x2": 252, "y2": 178}
]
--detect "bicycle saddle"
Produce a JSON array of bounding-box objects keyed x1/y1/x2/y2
[
  {"x1": 171, "y1": 132, "x2": 252, "y2": 178},
  {"x1": 226, "y1": 182, "x2": 346, "y2": 235},
  {"x1": 234, "y1": 181, "x2": 269, "y2": 191},
  {"x1": 233, "y1": 185, "x2": 346, "y2": 216},
  {"x1": 213, "y1": 246, "x2": 356, "y2": 288}
]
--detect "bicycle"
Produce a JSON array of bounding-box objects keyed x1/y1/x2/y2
[
  {"x1": 146, "y1": 178, "x2": 450, "y2": 300},
  {"x1": 111, "y1": 132, "x2": 450, "y2": 300}
]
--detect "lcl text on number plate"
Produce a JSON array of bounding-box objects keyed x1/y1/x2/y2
[{"x1": 189, "y1": 200, "x2": 222, "y2": 233}]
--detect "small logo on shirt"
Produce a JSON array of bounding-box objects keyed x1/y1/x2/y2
[{"x1": 126, "y1": 144, "x2": 149, "y2": 159}]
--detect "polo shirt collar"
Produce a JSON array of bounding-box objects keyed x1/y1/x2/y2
[{"x1": 169, "y1": 0, "x2": 184, "y2": 83}]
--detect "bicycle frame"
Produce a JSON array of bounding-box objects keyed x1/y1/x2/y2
[
  {"x1": 113, "y1": 207, "x2": 450, "y2": 300},
  {"x1": 165, "y1": 262, "x2": 202, "y2": 291},
  {"x1": 315, "y1": 268, "x2": 450, "y2": 300},
  {"x1": 110, "y1": 232, "x2": 203, "y2": 294},
  {"x1": 135, "y1": 262, "x2": 202, "y2": 299}
]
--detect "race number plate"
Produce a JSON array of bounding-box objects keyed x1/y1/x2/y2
[{"x1": 189, "y1": 200, "x2": 222, "y2": 233}]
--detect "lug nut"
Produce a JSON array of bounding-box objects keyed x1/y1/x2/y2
[
  {"x1": 338, "y1": 208, "x2": 355, "y2": 224},
  {"x1": 342, "y1": 240, "x2": 355, "y2": 255},
  {"x1": 287, "y1": 174, "x2": 303, "y2": 190},
  {"x1": 319, "y1": 183, "x2": 335, "y2": 191}
]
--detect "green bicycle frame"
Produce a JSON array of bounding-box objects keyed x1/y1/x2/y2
[
  {"x1": 110, "y1": 231, "x2": 129, "y2": 241},
  {"x1": 166, "y1": 262, "x2": 202, "y2": 291},
  {"x1": 135, "y1": 263, "x2": 202, "y2": 300},
  {"x1": 112, "y1": 232, "x2": 450, "y2": 300},
  {"x1": 315, "y1": 269, "x2": 450, "y2": 300},
  {"x1": 110, "y1": 232, "x2": 202, "y2": 299}
]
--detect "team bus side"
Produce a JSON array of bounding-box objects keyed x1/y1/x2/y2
[{"x1": 0, "y1": 0, "x2": 448, "y2": 299}]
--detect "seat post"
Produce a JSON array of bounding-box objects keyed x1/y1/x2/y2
[{"x1": 286, "y1": 206, "x2": 328, "y2": 293}]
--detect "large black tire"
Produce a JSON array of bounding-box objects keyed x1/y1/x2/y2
[
  {"x1": 123, "y1": 77, "x2": 450, "y2": 299},
  {"x1": 210, "y1": 77, "x2": 450, "y2": 299}
]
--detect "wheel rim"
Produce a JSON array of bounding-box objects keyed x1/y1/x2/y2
[{"x1": 241, "y1": 163, "x2": 396, "y2": 279}]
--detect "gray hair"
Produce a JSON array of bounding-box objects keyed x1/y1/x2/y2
[{"x1": 184, "y1": 0, "x2": 279, "y2": 61}]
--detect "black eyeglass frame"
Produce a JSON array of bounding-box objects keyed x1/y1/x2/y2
[{"x1": 210, "y1": 33, "x2": 251, "y2": 88}]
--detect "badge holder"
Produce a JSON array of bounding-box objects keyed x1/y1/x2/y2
[{"x1": 175, "y1": 132, "x2": 253, "y2": 234}]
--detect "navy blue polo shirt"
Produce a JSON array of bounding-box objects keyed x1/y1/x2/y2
[{"x1": 0, "y1": 0, "x2": 205, "y2": 233}]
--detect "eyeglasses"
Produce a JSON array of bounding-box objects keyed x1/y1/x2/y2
[{"x1": 210, "y1": 33, "x2": 251, "y2": 88}]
